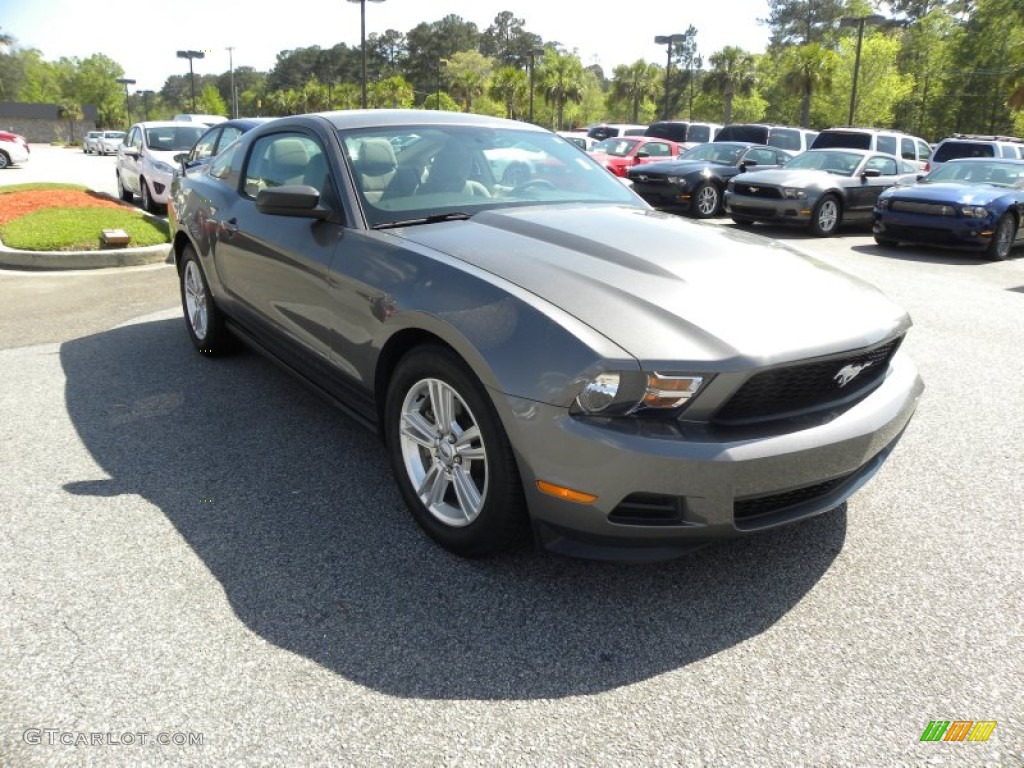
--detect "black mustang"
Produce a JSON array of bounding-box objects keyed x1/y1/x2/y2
[{"x1": 627, "y1": 142, "x2": 791, "y2": 218}]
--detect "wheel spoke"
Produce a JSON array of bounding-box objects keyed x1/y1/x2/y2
[
  {"x1": 401, "y1": 410, "x2": 440, "y2": 449},
  {"x1": 453, "y1": 424, "x2": 485, "y2": 462},
  {"x1": 451, "y1": 465, "x2": 482, "y2": 521},
  {"x1": 421, "y1": 464, "x2": 449, "y2": 509},
  {"x1": 428, "y1": 380, "x2": 455, "y2": 434}
]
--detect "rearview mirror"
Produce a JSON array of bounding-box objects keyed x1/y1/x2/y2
[
  {"x1": 255, "y1": 185, "x2": 330, "y2": 219},
  {"x1": 861, "y1": 168, "x2": 882, "y2": 179}
]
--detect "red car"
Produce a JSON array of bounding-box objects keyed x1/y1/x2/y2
[
  {"x1": 0, "y1": 130, "x2": 30, "y2": 169},
  {"x1": 587, "y1": 136, "x2": 685, "y2": 177}
]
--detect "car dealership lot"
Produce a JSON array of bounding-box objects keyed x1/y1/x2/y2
[{"x1": 1, "y1": 168, "x2": 1022, "y2": 764}]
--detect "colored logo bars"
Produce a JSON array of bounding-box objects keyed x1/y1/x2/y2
[{"x1": 920, "y1": 721, "x2": 997, "y2": 742}]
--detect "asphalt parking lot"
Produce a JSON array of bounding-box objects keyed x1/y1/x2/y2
[{"x1": 1, "y1": 149, "x2": 1022, "y2": 766}]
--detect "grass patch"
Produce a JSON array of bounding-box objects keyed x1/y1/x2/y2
[
  {"x1": 1, "y1": 207, "x2": 170, "y2": 251},
  {"x1": 0, "y1": 183, "x2": 89, "y2": 194}
]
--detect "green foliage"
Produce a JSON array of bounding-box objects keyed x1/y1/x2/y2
[
  {"x1": 815, "y1": 34, "x2": 914, "y2": 128},
  {"x1": 702, "y1": 47, "x2": 758, "y2": 124},
  {"x1": 1, "y1": 206, "x2": 170, "y2": 251},
  {"x1": 444, "y1": 50, "x2": 494, "y2": 111},
  {"x1": 608, "y1": 61, "x2": 662, "y2": 123},
  {"x1": 0, "y1": 183, "x2": 89, "y2": 194},
  {"x1": 195, "y1": 84, "x2": 227, "y2": 116},
  {"x1": 538, "y1": 49, "x2": 586, "y2": 130},
  {"x1": 368, "y1": 76, "x2": 415, "y2": 109}
]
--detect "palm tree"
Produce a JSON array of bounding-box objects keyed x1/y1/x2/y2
[
  {"x1": 57, "y1": 100, "x2": 83, "y2": 144},
  {"x1": 781, "y1": 43, "x2": 837, "y2": 127},
  {"x1": 610, "y1": 61, "x2": 662, "y2": 123},
  {"x1": 702, "y1": 46, "x2": 757, "y2": 124},
  {"x1": 539, "y1": 50, "x2": 585, "y2": 130},
  {"x1": 489, "y1": 66, "x2": 527, "y2": 119}
]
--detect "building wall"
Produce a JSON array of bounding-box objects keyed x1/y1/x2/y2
[{"x1": 2, "y1": 118, "x2": 97, "y2": 143}]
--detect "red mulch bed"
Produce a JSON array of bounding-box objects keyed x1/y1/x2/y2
[{"x1": 0, "y1": 190, "x2": 132, "y2": 226}]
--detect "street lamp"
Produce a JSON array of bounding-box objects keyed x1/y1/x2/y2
[
  {"x1": 226, "y1": 46, "x2": 238, "y2": 118},
  {"x1": 115, "y1": 77, "x2": 135, "y2": 126},
  {"x1": 176, "y1": 50, "x2": 206, "y2": 113},
  {"x1": 655, "y1": 34, "x2": 686, "y2": 121},
  {"x1": 347, "y1": 0, "x2": 385, "y2": 110},
  {"x1": 528, "y1": 47, "x2": 545, "y2": 124},
  {"x1": 839, "y1": 14, "x2": 885, "y2": 127},
  {"x1": 139, "y1": 90, "x2": 154, "y2": 121}
]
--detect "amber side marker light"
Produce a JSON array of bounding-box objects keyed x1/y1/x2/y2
[{"x1": 537, "y1": 480, "x2": 598, "y2": 504}]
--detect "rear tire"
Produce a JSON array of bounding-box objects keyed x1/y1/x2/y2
[
  {"x1": 0, "y1": 151, "x2": 9, "y2": 170},
  {"x1": 809, "y1": 194, "x2": 841, "y2": 237},
  {"x1": 179, "y1": 246, "x2": 235, "y2": 356},
  {"x1": 986, "y1": 214, "x2": 1016, "y2": 261},
  {"x1": 385, "y1": 345, "x2": 527, "y2": 557}
]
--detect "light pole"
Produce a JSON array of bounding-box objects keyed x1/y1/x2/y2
[
  {"x1": 839, "y1": 14, "x2": 885, "y2": 127},
  {"x1": 347, "y1": 0, "x2": 385, "y2": 110},
  {"x1": 227, "y1": 46, "x2": 238, "y2": 118},
  {"x1": 116, "y1": 77, "x2": 135, "y2": 126},
  {"x1": 654, "y1": 34, "x2": 685, "y2": 121},
  {"x1": 176, "y1": 50, "x2": 205, "y2": 113},
  {"x1": 528, "y1": 47, "x2": 545, "y2": 124},
  {"x1": 139, "y1": 90, "x2": 153, "y2": 121}
]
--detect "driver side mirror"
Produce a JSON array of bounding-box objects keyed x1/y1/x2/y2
[
  {"x1": 861, "y1": 168, "x2": 882, "y2": 179},
  {"x1": 635, "y1": 150, "x2": 649, "y2": 159},
  {"x1": 739, "y1": 160, "x2": 757, "y2": 172}
]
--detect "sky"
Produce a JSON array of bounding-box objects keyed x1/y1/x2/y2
[{"x1": 3, "y1": 0, "x2": 772, "y2": 92}]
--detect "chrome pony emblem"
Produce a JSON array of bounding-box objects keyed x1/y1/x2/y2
[
  {"x1": 834, "y1": 362, "x2": 872, "y2": 388},
  {"x1": 748, "y1": 186, "x2": 759, "y2": 193},
  {"x1": 636, "y1": 174, "x2": 647, "y2": 182}
]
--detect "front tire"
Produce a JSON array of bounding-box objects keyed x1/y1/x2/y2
[
  {"x1": 0, "y1": 151, "x2": 9, "y2": 170},
  {"x1": 385, "y1": 345, "x2": 527, "y2": 557},
  {"x1": 809, "y1": 194, "x2": 841, "y2": 237},
  {"x1": 874, "y1": 234, "x2": 897, "y2": 247},
  {"x1": 731, "y1": 215, "x2": 756, "y2": 226},
  {"x1": 986, "y1": 214, "x2": 1016, "y2": 261},
  {"x1": 179, "y1": 246, "x2": 234, "y2": 356},
  {"x1": 693, "y1": 181, "x2": 721, "y2": 218},
  {"x1": 117, "y1": 173, "x2": 133, "y2": 202},
  {"x1": 139, "y1": 178, "x2": 158, "y2": 213}
]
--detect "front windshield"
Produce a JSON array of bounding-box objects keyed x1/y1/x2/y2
[
  {"x1": 679, "y1": 143, "x2": 744, "y2": 165},
  {"x1": 924, "y1": 160, "x2": 1024, "y2": 186},
  {"x1": 104, "y1": 132, "x2": 125, "y2": 139},
  {"x1": 144, "y1": 126, "x2": 205, "y2": 152},
  {"x1": 590, "y1": 138, "x2": 640, "y2": 157},
  {"x1": 339, "y1": 124, "x2": 641, "y2": 228},
  {"x1": 784, "y1": 150, "x2": 863, "y2": 176}
]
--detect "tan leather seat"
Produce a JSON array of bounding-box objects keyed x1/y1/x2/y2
[{"x1": 356, "y1": 139, "x2": 398, "y2": 202}]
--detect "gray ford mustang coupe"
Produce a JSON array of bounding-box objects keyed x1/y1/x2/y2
[{"x1": 169, "y1": 110, "x2": 923, "y2": 561}]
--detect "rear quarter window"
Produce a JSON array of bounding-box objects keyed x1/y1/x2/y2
[
  {"x1": 688, "y1": 125, "x2": 711, "y2": 142},
  {"x1": 876, "y1": 136, "x2": 897, "y2": 155},
  {"x1": 933, "y1": 142, "x2": 995, "y2": 162},
  {"x1": 812, "y1": 131, "x2": 871, "y2": 150},
  {"x1": 768, "y1": 129, "x2": 801, "y2": 151},
  {"x1": 716, "y1": 126, "x2": 768, "y2": 143}
]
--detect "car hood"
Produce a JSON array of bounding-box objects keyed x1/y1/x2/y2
[
  {"x1": 886, "y1": 181, "x2": 1007, "y2": 204},
  {"x1": 733, "y1": 168, "x2": 841, "y2": 187},
  {"x1": 631, "y1": 161, "x2": 720, "y2": 176},
  {"x1": 389, "y1": 205, "x2": 907, "y2": 368}
]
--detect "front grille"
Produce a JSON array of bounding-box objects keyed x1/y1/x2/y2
[
  {"x1": 734, "y1": 473, "x2": 853, "y2": 522},
  {"x1": 891, "y1": 200, "x2": 956, "y2": 216},
  {"x1": 731, "y1": 204, "x2": 778, "y2": 217},
  {"x1": 713, "y1": 336, "x2": 903, "y2": 426},
  {"x1": 608, "y1": 493, "x2": 685, "y2": 526},
  {"x1": 733, "y1": 184, "x2": 782, "y2": 199}
]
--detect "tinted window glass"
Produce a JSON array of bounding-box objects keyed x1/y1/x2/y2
[
  {"x1": 812, "y1": 131, "x2": 871, "y2": 150},
  {"x1": 218, "y1": 126, "x2": 243, "y2": 152},
  {"x1": 209, "y1": 143, "x2": 237, "y2": 180},
  {"x1": 145, "y1": 126, "x2": 205, "y2": 152},
  {"x1": 917, "y1": 140, "x2": 932, "y2": 160},
  {"x1": 688, "y1": 125, "x2": 711, "y2": 142},
  {"x1": 244, "y1": 133, "x2": 329, "y2": 197},
  {"x1": 1000, "y1": 145, "x2": 1017, "y2": 158},
  {"x1": 901, "y1": 138, "x2": 916, "y2": 159},
  {"x1": 768, "y1": 129, "x2": 801, "y2": 150},
  {"x1": 876, "y1": 136, "x2": 897, "y2": 155},
  {"x1": 645, "y1": 123, "x2": 689, "y2": 142},
  {"x1": 864, "y1": 156, "x2": 897, "y2": 175},
  {"x1": 190, "y1": 128, "x2": 219, "y2": 161},
  {"x1": 933, "y1": 141, "x2": 995, "y2": 162},
  {"x1": 715, "y1": 125, "x2": 768, "y2": 143}
]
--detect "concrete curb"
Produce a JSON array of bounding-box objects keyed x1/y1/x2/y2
[{"x1": 0, "y1": 190, "x2": 174, "y2": 271}]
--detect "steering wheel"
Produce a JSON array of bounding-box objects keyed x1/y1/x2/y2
[{"x1": 516, "y1": 178, "x2": 556, "y2": 193}]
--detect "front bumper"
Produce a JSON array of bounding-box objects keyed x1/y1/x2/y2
[
  {"x1": 631, "y1": 182, "x2": 694, "y2": 210},
  {"x1": 143, "y1": 167, "x2": 174, "y2": 203},
  {"x1": 1, "y1": 141, "x2": 30, "y2": 165},
  {"x1": 725, "y1": 191, "x2": 811, "y2": 223},
  {"x1": 873, "y1": 210, "x2": 996, "y2": 249},
  {"x1": 500, "y1": 351, "x2": 922, "y2": 561}
]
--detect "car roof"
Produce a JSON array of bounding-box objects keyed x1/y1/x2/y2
[
  {"x1": 941, "y1": 157, "x2": 1024, "y2": 164},
  {"x1": 132, "y1": 121, "x2": 201, "y2": 129},
  {"x1": 318, "y1": 109, "x2": 547, "y2": 134},
  {"x1": 802, "y1": 148, "x2": 878, "y2": 156}
]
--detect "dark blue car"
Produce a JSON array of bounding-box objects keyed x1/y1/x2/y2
[
  {"x1": 873, "y1": 157, "x2": 1024, "y2": 260},
  {"x1": 175, "y1": 117, "x2": 274, "y2": 177}
]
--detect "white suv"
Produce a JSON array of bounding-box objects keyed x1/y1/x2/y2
[
  {"x1": 811, "y1": 127, "x2": 932, "y2": 171},
  {"x1": 929, "y1": 134, "x2": 1024, "y2": 172},
  {"x1": 115, "y1": 121, "x2": 206, "y2": 211}
]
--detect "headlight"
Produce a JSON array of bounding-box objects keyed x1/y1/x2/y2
[
  {"x1": 667, "y1": 176, "x2": 688, "y2": 186},
  {"x1": 574, "y1": 371, "x2": 705, "y2": 416},
  {"x1": 961, "y1": 206, "x2": 989, "y2": 218},
  {"x1": 151, "y1": 160, "x2": 177, "y2": 175},
  {"x1": 781, "y1": 187, "x2": 804, "y2": 199}
]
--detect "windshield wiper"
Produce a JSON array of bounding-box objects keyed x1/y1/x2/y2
[{"x1": 373, "y1": 212, "x2": 473, "y2": 230}]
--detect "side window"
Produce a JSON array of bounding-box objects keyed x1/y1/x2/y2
[
  {"x1": 130, "y1": 127, "x2": 143, "y2": 150},
  {"x1": 746, "y1": 148, "x2": 776, "y2": 165},
  {"x1": 877, "y1": 135, "x2": 897, "y2": 155},
  {"x1": 217, "y1": 126, "x2": 243, "y2": 153},
  {"x1": 768, "y1": 129, "x2": 800, "y2": 151},
  {"x1": 209, "y1": 143, "x2": 238, "y2": 181},
  {"x1": 243, "y1": 133, "x2": 332, "y2": 200},
  {"x1": 917, "y1": 140, "x2": 932, "y2": 161},
  {"x1": 901, "y1": 138, "x2": 916, "y2": 160},
  {"x1": 1000, "y1": 145, "x2": 1016, "y2": 158},
  {"x1": 688, "y1": 125, "x2": 710, "y2": 142},
  {"x1": 191, "y1": 129, "x2": 220, "y2": 161},
  {"x1": 646, "y1": 142, "x2": 671, "y2": 157},
  {"x1": 865, "y1": 155, "x2": 897, "y2": 175}
]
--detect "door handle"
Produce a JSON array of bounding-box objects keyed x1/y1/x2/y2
[{"x1": 222, "y1": 218, "x2": 239, "y2": 236}]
